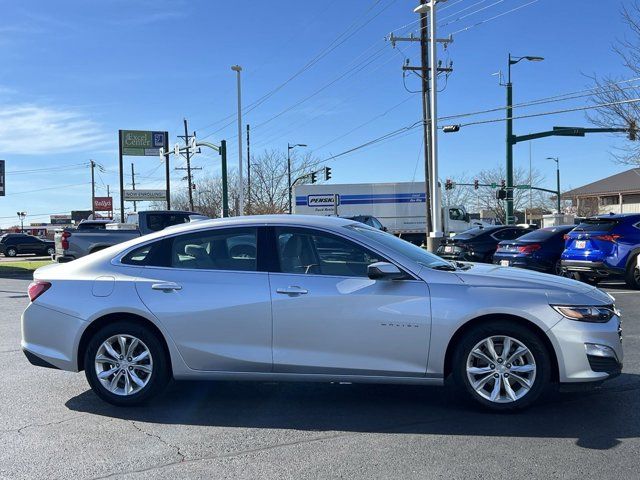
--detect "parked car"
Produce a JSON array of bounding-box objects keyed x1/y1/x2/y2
[
  {"x1": 437, "y1": 225, "x2": 534, "y2": 263},
  {"x1": 0, "y1": 233, "x2": 55, "y2": 257},
  {"x1": 493, "y1": 225, "x2": 575, "y2": 275},
  {"x1": 54, "y1": 210, "x2": 204, "y2": 262},
  {"x1": 22, "y1": 215, "x2": 622, "y2": 411},
  {"x1": 562, "y1": 213, "x2": 640, "y2": 288},
  {"x1": 344, "y1": 215, "x2": 387, "y2": 231}
]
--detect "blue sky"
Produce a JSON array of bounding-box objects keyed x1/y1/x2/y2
[{"x1": 0, "y1": 0, "x2": 634, "y2": 227}]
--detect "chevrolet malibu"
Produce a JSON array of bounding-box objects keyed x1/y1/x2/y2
[{"x1": 21, "y1": 215, "x2": 623, "y2": 411}]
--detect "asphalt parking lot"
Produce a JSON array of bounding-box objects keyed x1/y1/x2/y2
[{"x1": 1, "y1": 276, "x2": 638, "y2": 480}]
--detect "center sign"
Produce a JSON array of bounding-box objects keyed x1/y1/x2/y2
[{"x1": 120, "y1": 130, "x2": 166, "y2": 156}]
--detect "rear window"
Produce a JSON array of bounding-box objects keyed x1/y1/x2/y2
[
  {"x1": 454, "y1": 227, "x2": 500, "y2": 239},
  {"x1": 517, "y1": 226, "x2": 572, "y2": 241},
  {"x1": 147, "y1": 213, "x2": 191, "y2": 232},
  {"x1": 77, "y1": 222, "x2": 107, "y2": 231},
  {"x1": 574, "y1": 218, "x2": 619, "y2": 233}
]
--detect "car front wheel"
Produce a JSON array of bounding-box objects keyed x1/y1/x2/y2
[
  {"x1": 624, "y1": 255, "x2": 640, "y2": 290},
  {"x1": 453, "y1": 321, "x2": 550, "y2": 411},
  {"x1": 84, "y1": 321, "x2": 170, "y2": 406},
  {"x1": 5, "y1": 247, "x2": 17, "y2": 257}
]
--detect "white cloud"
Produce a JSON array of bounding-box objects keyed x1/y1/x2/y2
[{"x1": 0, "y1": 104, "x2": 110, "y2": 154}]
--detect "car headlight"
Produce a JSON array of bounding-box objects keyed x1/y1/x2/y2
[{"x1": 552, "y1": 305, "x2": 616, "y2": 323}]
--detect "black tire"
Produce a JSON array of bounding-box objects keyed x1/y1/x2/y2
[
  {"x1": 5, "y1": 247, "x2": 17, "y2": 257},
  {"x1": 624, "y1": 254, "x2": 640, "y2": 290},
  {"x1": 551, "y1": 260, "x2": 563, "y2": 276},
  {"x1": 84, "y1": 321, "x2": 170, "y2": 406},
  {"x1": 46, "y1": 247, "x2": 55, "y2": 256},
  {"x1": 452, "y1": 320, "x2": 551, "y2": 411}
]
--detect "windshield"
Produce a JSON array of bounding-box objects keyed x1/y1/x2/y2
[
  {"x1": 454, "y1": 226, "x2": 499, "y2": 240},
  {"x1": 345, "y1": 224, "x2": 453, "y2": 269}
]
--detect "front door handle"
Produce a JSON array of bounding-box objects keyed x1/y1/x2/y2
[
  {"x1": 276, "y1": 286, "x2": 308, "y2": 296},
  {"x1": 151, "y1": 282, "x2": 182, "y2": 292}
]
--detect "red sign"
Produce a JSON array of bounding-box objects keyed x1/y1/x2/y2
[{"x1": 94, "y1": 197, "x2": 113, "y2": 211}]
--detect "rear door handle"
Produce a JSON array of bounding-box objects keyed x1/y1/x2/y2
[
  {"x1": 151, "y1": 282, "x2": 182, "y2": 292},
  {"x1": 276, "y1": 286, "x2": 308, "y2": 295}
]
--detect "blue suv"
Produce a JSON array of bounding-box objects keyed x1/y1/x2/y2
[{"x1": 561, "y1": 213, "x2": 640, "y2": 288}]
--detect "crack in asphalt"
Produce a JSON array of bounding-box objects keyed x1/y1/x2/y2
[
  {"x1": 129, "y1": 421, "x2": 186, "y2": 462},
  {"x1": 91, "y1": 414, "x2": 462, "y2": 479},
  {"x1": 1, "y1": 414, "x2": 91, "y2": 435}
]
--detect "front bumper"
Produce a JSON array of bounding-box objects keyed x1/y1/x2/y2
[
  {"x1": 21, "y1": 302, "x2": 86, "y2": 372},
  {"x1": 549, "y1": 314, "x2": 623, "y2": 383}
]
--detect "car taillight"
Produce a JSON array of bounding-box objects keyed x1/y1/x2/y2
[
  {"x1": 593, "y1": 234, "x2": 621, "y2": 243},
  {"x1": 61, "y1": 231, "x2": 71, "y2": 250},
  {"x1": 28, "y1": 281, "x2": 51, "y2": 302},
  {"x1": 517, "y1": 244, "x2": 541, "y2": 254}
]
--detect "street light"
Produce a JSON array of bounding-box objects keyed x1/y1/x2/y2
[
  {"x1": 231, "y1": 65, "x2": 244, "y2": 216},
  {"x1": 546, "y1": 156, "x2": 561, "y2": 214},
  {"x1": 17, "y1": 211, "x2": 26, "y2": 233},
  {"x1": 505, "y1": 53, "x2": 544, "y2": 225},
  {"x1": 287, "y1": 143, "x2": 308, "y2": 214}
]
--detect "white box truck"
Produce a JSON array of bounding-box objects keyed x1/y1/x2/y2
[{"x1": 293, "y1": 182, "x2": 486, "y2": 242}]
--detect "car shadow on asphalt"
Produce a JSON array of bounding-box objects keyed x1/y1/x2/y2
[{"x1": 66, "y1": 373, "x2": 640, "y2": 450}]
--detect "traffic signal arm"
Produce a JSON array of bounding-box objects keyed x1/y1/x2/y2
[{"x1": 512, "y1": 126, "x2": 631, "y2": 144}]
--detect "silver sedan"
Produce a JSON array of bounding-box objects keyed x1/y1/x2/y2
[{"x1": 21, "y1": 215, "x2": 623, "y2": 411}]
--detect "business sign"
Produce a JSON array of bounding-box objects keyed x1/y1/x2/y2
[
  {"x1": 123, "y1": 189, "x2": 167, "y2": 201},
  {"x1": 120, "y1": 130, "x2": 167, "y2": 156},
  {"x1": 307, "y1": 194, "x2": 340, "y2": 208},
  {"x1": 93, "y1": 196, "x2": 113, "y2": 211},
  {"x1": 0, "y1": 160, "x2": 5, "y2": 196},
  {"x1": 50, "y1": 214, "x2": 72, "y2": 225}
]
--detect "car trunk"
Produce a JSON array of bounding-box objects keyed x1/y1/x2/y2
[{"x1": 566, "y1": 218, "x2": 620, "y2": 257}]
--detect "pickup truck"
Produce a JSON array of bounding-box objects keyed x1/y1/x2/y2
[{"x1": 54, "y1": 210, "x2": 206, "y2": 262}]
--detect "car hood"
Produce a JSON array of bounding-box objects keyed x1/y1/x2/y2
[{"x1": 453, "y1": 263, "x2": 611, "y2": 304}]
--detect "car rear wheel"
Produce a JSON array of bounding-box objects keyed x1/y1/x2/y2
[
  {"x1": 84, "y1": 321, "x2": 170, "y2": 406},
  {"x1": 5, "y1": 247, "x2": 17, "y2": 257},
  {"x1": 624, "y1": 255, "x2": 640, "y2": 290},
  {"x1": 452, "y1": 321, "x2": 550, "y2": 411},
  {"x1": 46, "y1": 247, "x2": 55, "y2": 256}
]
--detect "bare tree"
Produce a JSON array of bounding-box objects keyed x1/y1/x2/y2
[
  {"x1": 160, "y1": 149, "x2": 320, "y2": 216},
  {"x1": 450, "y1": 166, "x2": 554, "y2": 223},
  {"x1": 440, "y1": 174, "x2": 476, "y2": 209},
  {"x1": 588, "y1": 1, "x2": 640, "y2": 164}
]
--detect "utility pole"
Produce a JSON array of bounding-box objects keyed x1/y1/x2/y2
[
  {"x1": 183, "y1": 119, "x2": 194, "y2": 211},
  {"x1": 176, "y1": 120, "x2": 201, "y2": 211},
  {"x1": 392, "y1": 1, "x2": 452, "y2": 250},
  {"x1": 90, "y1": 160, "x2": 96, "y2": 218},
  {"x1": 419, "y1": 0, "x2": 433, "y2": 244},
  {"x1": 231, "y1": 65, "x2": 244, "y2": 215},
  {"x1": 130, "y1": 162, "x2": 137, "y2": 213},
  {"x1": 427, "y1": 0, "x2": 443, "y2": 251},
  {"x1": 246, "y1": 124, "x2": 251, "y2": 215}
]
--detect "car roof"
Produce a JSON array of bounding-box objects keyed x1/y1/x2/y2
[
  {"x1": 154, "y1": 214, "x2": 354, "y2": 236},
  {"x1": 592, "y1": 213, "x2": 640, "y2": 220}
]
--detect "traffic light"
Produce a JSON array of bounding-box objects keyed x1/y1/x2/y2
[
  {"x1": 311, "y1": 171, "x2": 317, "y2": 184},
  {"x1": 630, "y1": 120, "x2": 637, "y2": 141},
  {"x1": 445, "y1": 179, "x2": 453, "y2": 190},
  {"x1": 324, "y1": 166, "x2": 332, "y2": 181},
  {"x1": 474, "y1": 179, "x2": 479, "y2": 190},
  {"x1": 496, "y1": 189, "x2": 507, "y2": 200},
  {"x1": 500, "y1": 179, "x2": 506, "y2": 188},
  {"x1": 442, "y1": 124, "x2": 461, "y2": 133}
]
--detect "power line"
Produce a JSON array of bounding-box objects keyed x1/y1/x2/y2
[
  {"x1": 457, "y1": 97, "x2": 640, "y2": 127},
  {"x1": 5, "y1": 182, "x2": 91, "y2": 196},
  {"x1": 450, "y1": 0, "x2": 539, "y2": 35},
  {"x1": 194, "y1": 0, "x2": 395, "y2": 135},
  {"x1": 6, "y1": 162, "x2": 89, "y2": 175}
]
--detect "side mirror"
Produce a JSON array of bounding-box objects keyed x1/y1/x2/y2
[
  {"x1": 382, "y1": 226, "x2": 388, "y2": 232},
  {"x1": 367, "y1": 261, "x2": 405, "y2": 280}
]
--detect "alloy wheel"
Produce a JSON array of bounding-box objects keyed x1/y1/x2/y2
[
  {"x1": 466, "y1": 335, "x2": 537, "y2": 404},
  {"x1": 94, "y1": 334, "x2": 153, "y2": 396}
]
